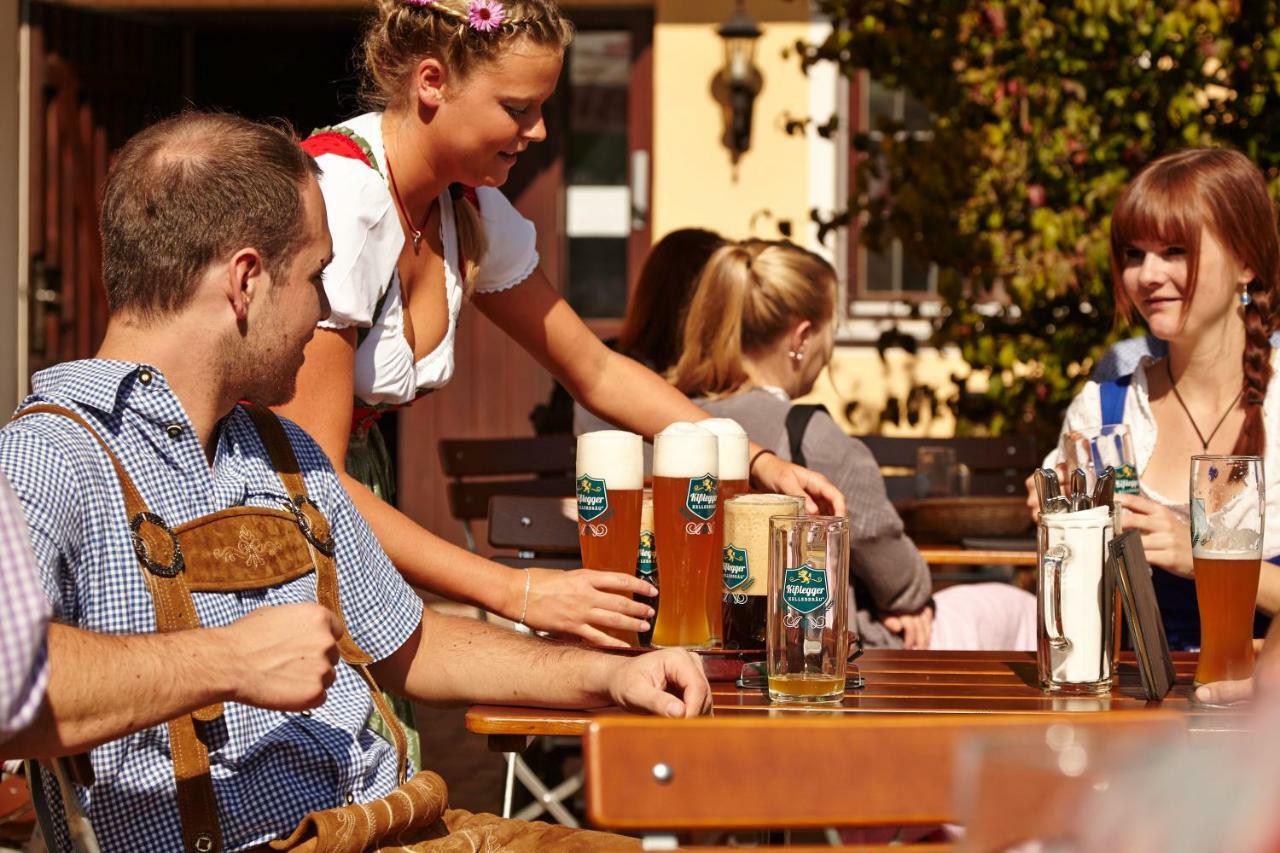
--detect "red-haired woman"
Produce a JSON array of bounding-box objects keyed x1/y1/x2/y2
[{"x1": 1043, "y1": 147, "x2": 1280, "y2": 649}]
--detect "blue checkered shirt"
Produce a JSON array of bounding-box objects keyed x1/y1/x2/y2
[
  {"x1": 0, "y1": 359, "x2": 424, "y2": 852},
  {"x1": 0, "y1": 472, "x2": 50, "y2": 742}
]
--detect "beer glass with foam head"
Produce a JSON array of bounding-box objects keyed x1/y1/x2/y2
[
  {"x1": 651, "y1": 422, "x2": 719, "y2": 648},
  {"x1": 699, "y1": 418, "x2": 750, "y2": 646},
  {"x1": 722, "y1": 494, "x2": 804, "y2": 649},
  {"x1": 576, "y1": 430, "x2": 644, "y2": 645},
  {"x1": 1190, "y1": 455, "x2": 1265, "y2": 689},
  {"x1": 767, "y1": 515, "x2": 850, "y2": 703}
]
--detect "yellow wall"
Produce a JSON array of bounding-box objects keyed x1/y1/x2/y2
[{"x1": 652, "y1": 0, "x2": 812, "y2": 242}]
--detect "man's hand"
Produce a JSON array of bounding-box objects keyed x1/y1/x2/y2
[
  {"x1": 884, "y1": 605, "x2": 934, "y2": 650},
  {"x1": 604, "y1": 649, "x2": 712, "y2": 718},
  {"x1": 218, "y1": 604, "x2": 341, "y2": 711}
]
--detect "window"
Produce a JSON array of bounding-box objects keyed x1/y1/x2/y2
[{"x1": 849, "y1": 74, "x2": 937, "y2": 304}]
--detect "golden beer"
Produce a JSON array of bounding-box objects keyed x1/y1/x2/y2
[
  {"x1": 766, "y1": 674, "x2": 845, "y2": 699},
  {"x1": 577, "y1": 430, "x2": 644, "y2": 645},
  {"x1": 699, "y1": 418, "x2": 750, "y2": 646},
  {"x1": 651, "y1": 423, "x2": 719, "y2": 648},
  {"x1": 1194, "y1": 553, "x2": 1261, "y2": 685}
]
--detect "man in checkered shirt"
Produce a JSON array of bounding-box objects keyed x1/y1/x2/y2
[
  {"x1": 0, "y1": 112, "x2": 710, "y2": 852},
  {"x1": 0, "y1": 473, "x2": 49, "y2": 746}
]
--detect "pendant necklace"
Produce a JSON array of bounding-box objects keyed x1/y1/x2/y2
[
  {"x1": 1165, "y1": 360, "x2": 1243, "y2": 451},
  {"x1": 385, "y1": 145, "x2": 429, "y2": 252}
]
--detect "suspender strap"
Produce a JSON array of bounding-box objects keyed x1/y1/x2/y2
[
  {"x1": 784, "y1": 404, "x2": 826, "y2": 469},
  {"x1": 1099, "y1": 374, "x2": 1132, "y2": 426},
  {"x1": 11, "y1": 404, "x2": 224, "y2": 853},
  {"x1": 239, "y1": 404, "x2": 409, "y2": 784}
]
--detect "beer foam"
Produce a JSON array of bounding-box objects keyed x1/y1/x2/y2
[
  {"x1": 576, "y1": 430, "x2": 643, "y2": 489},
  {"x1": 699, "y1": 418, "x2": 750, "y2": 480},
  {"x1": 1191, "y1": 548, "x2": 1263, "y2": 560},
  {"x1": 728, "y1": 493, "x2": 803, "y2": 507},
  {"x1": 654, "y1": 422, "x2": 719, "y2": 478}
]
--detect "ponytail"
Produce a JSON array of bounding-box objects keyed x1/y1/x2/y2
[
  {"x1": 670, "y1": 243, "x2": 757, "y2": 397},
  {"x1": 450, "y1": 185, "x2": 487, "y2": 296},
  {"x1": 670, "y1": 239, "x2": 838, "y2": 399}
]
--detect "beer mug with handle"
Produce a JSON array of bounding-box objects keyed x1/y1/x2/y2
[
  {"x1": 767, "y1": 515, "x2": 850, "y2": 704},
  {"x1": 1037, "y1": 505, "x2": 1115, "y2": 695},
  {"x1": 576, "y1": 430, "x2": 644, "y2": 645}
]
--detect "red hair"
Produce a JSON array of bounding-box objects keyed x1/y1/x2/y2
[{"x1": 1109, "y1": 148, "x2": 1278, "y2": 455}]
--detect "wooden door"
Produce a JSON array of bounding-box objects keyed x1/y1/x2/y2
[{"x1": 25, "y1": 3, "x2": 184, "y2": 375}]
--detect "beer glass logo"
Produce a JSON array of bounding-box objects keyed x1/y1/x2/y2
[
  {"x1": 637, "y1": 530, "x2": 657, "y2": 582},
  {"x1": 684, "y1": 475, "x2": 719, "y2": 523},
  {"x1": 782, "y1": 562, "x2": 829, "y2": 628},
  {"x1": 722, "y1": 545, "x2": 751, "y2": 593},
  {"x1": 1114, "y1": 463, "x2": 1139, "y2": 495},
  {"x1": 577, "y1": 475, "x2": 609, "y2": 524}
]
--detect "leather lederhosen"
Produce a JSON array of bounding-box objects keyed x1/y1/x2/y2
[{"x1": 16, "y1": 403, "x2": 420, "y2": 853}]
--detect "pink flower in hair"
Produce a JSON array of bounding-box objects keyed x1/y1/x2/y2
[{"x1": 468, "y1": 0, "x2": 506, "y2": 31}]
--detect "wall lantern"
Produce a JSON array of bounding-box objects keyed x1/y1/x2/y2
[{"x1": 715, "y1": 1, "x2": 763, "y2": 162}]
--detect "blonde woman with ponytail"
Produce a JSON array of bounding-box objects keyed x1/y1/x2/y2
[
  {"x1": 671, "y1": 240, "x2": 1035, "y2": 651},
  {"x1": 276, "y1": 3, "x2": 842, "y2": 655}
]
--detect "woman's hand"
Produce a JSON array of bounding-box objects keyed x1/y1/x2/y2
[
  {"x1": 752, "y1": 453, "x2": 846, "y2": 516},
  {"x1": 1116, "y1": 494, "x2": 1194, "y2": 579},
  {"x1": 883, "y1": 605, "x2": 934, "y2": 650},
  {"x1": 514, "y1": 568, "x2": 657, "y2": 648}
]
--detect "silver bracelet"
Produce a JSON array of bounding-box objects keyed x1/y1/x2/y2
[{"x1": 517, "y1": 568, "x2": 531, "y2": 628}]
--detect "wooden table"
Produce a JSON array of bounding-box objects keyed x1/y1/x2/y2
[
  {"x1": 466, "y1": 649, "x2": 1247, "y2": 751},
  {"x1": 916, "y1": 546, "x2": 1036, "y2": 567}
]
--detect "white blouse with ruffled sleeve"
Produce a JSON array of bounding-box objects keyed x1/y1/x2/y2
[
  {"x1": 1042, "y1": 350, "x2": 1280, "y2": 559},
  {"x1": 313, "y1": 112, "x2": 540, "y2": 407}
]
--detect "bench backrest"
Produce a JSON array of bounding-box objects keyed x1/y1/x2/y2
[
  {"x1": 858, "y1": 435, "x2": 1038, "y2": 502},
  {"x1": 583, "y1": 712, "x2": 1183, "y2": 833}
]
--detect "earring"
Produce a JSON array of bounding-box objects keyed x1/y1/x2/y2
[
  {"x1": 788, "y1": 350, "x2": 803, "y2": 364},
  {"x1": 1242, "y1": 289, "x2": 1252, "y2": 307}
]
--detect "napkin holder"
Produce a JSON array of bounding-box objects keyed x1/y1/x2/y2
[{"x1": 1109, "y1": 530, "x2": 1176, "y2": 700}]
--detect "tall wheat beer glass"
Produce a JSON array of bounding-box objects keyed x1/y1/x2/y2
[
  {"x1": 651, "y1": 422, "x2": 719, "y2": 648},
  {"x1": 1190, "y1": 455, "x2": 1264, "y2": 690},
  {"x1": 699, "y1": 418, "x2": 750, "y2": 646},
  {"x1": 576, "y1": 430, "x2": 644, "y2": 645},
  {"x1": 767, "y1": 515, "x2": 850, "y2": 703}
]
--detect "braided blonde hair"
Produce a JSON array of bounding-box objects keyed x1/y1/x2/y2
[{"x1": 361, "y1": 0, "x2": 573, "y2": 288}]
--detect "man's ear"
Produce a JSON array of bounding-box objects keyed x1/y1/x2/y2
[
  {"x1": 413, "y1": 57, "x2": 449, "y2": 110},
  {"x1": 226, "y1": 248, "x2": 265, "y2": 323}
]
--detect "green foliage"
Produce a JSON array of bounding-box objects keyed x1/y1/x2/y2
[{"x1": 801, "y1": 0, "x2": 1280, "y2": 447}]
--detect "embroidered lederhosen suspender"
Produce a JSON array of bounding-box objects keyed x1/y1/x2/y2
[{"x1": 15, "y1": 404, "x2": 410, "y2": 853}]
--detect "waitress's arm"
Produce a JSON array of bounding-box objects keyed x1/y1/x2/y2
[
  {"x1": 473, "y1": 270, "x2": 846, "y2": 516},
  {"x1": 273, "y1": 327, "x2": 655, "y2": 648}
]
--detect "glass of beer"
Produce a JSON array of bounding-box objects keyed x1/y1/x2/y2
[
  {"x1": 699, "y1": 418, "x2": 750, "y2": 647},
  {"x1": 1190, "y1": 455, "x2": 1264, "y2": 692},
  {"x1": 651, "y1": 422, "x2": 719, "y2": 648},
  {"x1": 767, "y1": 514, "x2": 850, "y2": 703},
  {"x1": 576, "y1": 430, "x2": 644, "y2": 645},
  {"x1": 636, "y1": 490, "x2": 658, "y2": 647},
  {"x1": 722, "y1": 494, "x2": 804, "y2": 649}
]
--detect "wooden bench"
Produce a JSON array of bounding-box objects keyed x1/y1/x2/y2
[
  {"x1": 487, "y1": 494, "x2": 581, "y2": 570},
  {"x1": 583, "y1": 712, "x2": 1184, "y2": 849},
  {"x1": 437, "y1": 434, "x2": 576, "y2": 551}
]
